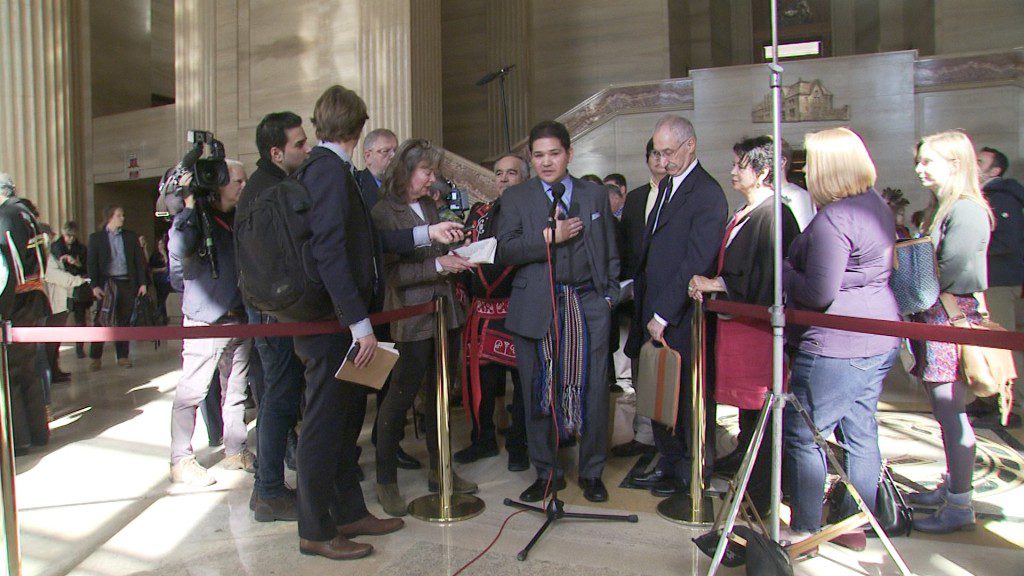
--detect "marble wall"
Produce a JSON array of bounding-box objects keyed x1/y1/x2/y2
[{"x1": 569, "y1": 50, "x2": 1023, "y2": 218}]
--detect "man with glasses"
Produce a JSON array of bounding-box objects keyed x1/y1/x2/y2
[
  {"x1": 625, "y1": 114, "x2": 727, "y2": 497},
  {"x1": 609, "y1": 138, "x2": 666, "y2": 458},
  {"x1": 356, "y1": 128, "x2": 398, "y2": 209}
]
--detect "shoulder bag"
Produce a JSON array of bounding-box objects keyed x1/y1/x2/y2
[
  {"x1": 939, "y1": 292, "x2": 1016, "y2": 425},
  {"x1": 889, "y1": 237, "x2": 940, "y2": 316}
]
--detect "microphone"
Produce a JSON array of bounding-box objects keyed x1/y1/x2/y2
[
  {"x1": 475, "y1": 64, "x2": 516, "y2": 86},
  {"x1": 548, "y1": 182, "x2": 566, "y2": 220}
]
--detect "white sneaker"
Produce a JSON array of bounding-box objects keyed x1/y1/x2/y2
[
  {"x1": 170, "y1": 456, "x2": 215, "y2": 486},
  {"x1": 222, "y1": 449, "x2": 256, "y2": 473}
]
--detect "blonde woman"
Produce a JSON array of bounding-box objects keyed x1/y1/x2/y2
[
  {"x1": 782, "y1": 128, "x2": 900, "y2": 547},
  {"x1": 908, "y1": 130, "x2": 994, "y2": 533}
]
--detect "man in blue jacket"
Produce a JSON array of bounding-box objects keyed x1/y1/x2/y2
[{"x1": 168, "y1": 160, "x2": 254, "y2": 487}]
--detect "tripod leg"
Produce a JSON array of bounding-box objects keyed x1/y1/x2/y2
[
  {"x1": 787, "y1": 395, "x2": 912, "y2": 576},
  {"x1": 517, "y1": 516, "x2": 555, "y2": 561},
  {"x1": 707, "y1": 397, "x2": 774, "y2": 576}
]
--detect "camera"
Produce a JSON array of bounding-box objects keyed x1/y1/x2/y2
[
  {"x1": 156, "y1": 129, "x2": 229, "y2": 218},
  {"x1": 444, "y1": 179, "x2": 471, "y2": 214}
]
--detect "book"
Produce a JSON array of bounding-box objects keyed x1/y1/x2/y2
[
  {"x1": 335, "y1": 342, "x2": 400, "y2": 390},
  {"x1": 453, "y1": 237, "x2": 497, "y2": 265}
]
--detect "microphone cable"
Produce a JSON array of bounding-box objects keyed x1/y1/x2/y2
[{"x1": 450, "y1": 202, "x2": 566, "y2": 575}]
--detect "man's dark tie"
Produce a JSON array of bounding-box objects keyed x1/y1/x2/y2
[{"x1": 556, "y1": 201, "x2": 569, "y2": 220}]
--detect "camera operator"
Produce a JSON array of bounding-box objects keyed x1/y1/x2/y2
[
  {"x1": 87, "y1": 206, "x2": 148, "y2": 370},
  {"x1": 168, "y1": 160, "x2": 254, "y2": 486}
]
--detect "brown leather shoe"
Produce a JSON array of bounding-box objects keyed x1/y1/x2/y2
[
  {"x1": 298, "y1": 536, "x2": 373, "y2": 560},
  {"x1": 338, "y1": 514, "x2": 405, "y2": 537}
]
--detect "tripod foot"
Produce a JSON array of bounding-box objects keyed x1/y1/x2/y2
[
  {"x1": 627, "y1": 514, "x2": 639, "y2": 523},
  {"x1": 516, "y1": 551, "x2": 527, "y2": 561}
]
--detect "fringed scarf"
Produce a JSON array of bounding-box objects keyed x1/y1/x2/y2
[{"x1": 532, "y1": 285, "x2": 589, "y2": 440}]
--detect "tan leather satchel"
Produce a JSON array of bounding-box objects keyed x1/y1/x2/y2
[
  {"x1": 938, "y1": 293, "x2": 1016, "y2": 425},
  {"x1": 636, "y1": 341, "x2": 682, "y2": 428}
]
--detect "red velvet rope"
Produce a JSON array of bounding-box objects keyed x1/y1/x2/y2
[
  {"x1": 5, "y1": 302, "x2": 437, "y2": 344},
  {"x1": 705, "y1": 299, "x2": 1024, "y2": 352}
]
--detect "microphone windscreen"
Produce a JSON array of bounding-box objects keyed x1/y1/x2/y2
[{"x1": 550, "y1": 182, "x2": 566, "y2": 200}]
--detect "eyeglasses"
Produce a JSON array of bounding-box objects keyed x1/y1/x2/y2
[{"x1": 371, "y1": 147, "x2": 396, "y2": 157}]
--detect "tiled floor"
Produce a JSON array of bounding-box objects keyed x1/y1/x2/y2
[{"x1": 8, "y1": 339, "x2": 1024, "y2": 576}]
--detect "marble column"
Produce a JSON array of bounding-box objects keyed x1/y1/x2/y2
[
  {"x1": 174, "y1": 0, "x2": 216, "y2": 149},
  {"x1": 359, "y1": 0, "x2": 413, "y2": 141},
  {"x1": 0, "y1": 0, "x2": 75, "y2": 229},
  {"x1": 411, "y1": 0, "x2": 443, "y2": 145},
  {"x1": 485, "y1": 0, "x2": 529, "y2": 155}
]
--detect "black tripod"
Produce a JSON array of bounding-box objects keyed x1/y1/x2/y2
[{"x1": 504, "y1": 185, "x2": 638, "y2": 561}]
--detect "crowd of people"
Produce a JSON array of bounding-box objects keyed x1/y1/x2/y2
[{"x1": 0, "y1": 80, "x2": 1021, "y2": 561}]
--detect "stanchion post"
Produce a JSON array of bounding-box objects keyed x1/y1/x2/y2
[
  {"x1": 408, "y1": 297, "x2": 485, "y2": 522},
  {"x1": 657, "y1": 299, "x2": 714, "y2": 525},
  {"x1": 0, "y1": 320, "x2": 21, "y2": 576}
]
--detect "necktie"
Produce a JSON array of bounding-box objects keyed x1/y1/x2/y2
[{"x1": 652, "y1": 184, "x2": 672, "y2": 231}]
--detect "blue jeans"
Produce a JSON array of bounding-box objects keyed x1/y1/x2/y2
[
  {"x1": 248, "y1": 308, "x2": 304, "y2": 498},
  {"x1": 784, "y1": 348, "x2": 897, "y2": 532}
]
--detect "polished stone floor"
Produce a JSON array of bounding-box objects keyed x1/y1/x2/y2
[{"x1": 9, "y1": 338, "x2": 1024, "y2": 576}]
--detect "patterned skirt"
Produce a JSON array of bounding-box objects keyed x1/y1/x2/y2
[{"x1": 909, "y1": 295, "x2": 982, "y2": 383}]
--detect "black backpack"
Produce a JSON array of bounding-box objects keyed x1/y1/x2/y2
[{"x1": 234, "y1": 157, "x2": 332, "y2": 322}]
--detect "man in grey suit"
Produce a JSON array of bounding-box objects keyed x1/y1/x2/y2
[{"x1": 496, "y1": 120, "x2": 620, "y2": 503}]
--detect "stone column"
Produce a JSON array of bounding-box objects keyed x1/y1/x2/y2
[
  {"x1": 0, "y1": 0, "x2": 75, "y2": 228},
  {"x1": 175, "y1": 0, "x2": 217, "y2": 148},
  {"x1": 359, "y1": 0, "x2": 413, "y2": 141},
  {"x1": 485, "y1": 0, "x2": 529, "y2": 155}
]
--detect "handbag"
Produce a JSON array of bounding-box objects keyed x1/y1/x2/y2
[
  {"x1": 693, "y1": 525, "x2": 793, "y2": 575},
  {"x1": 939, "y1": 292, "x2": 1016, "y2": 424},
  {"x1": 715, "y1": 316, "x2": 779, "y2": 410},
  {"x1": 635, "y1": 341, "x2": 682, "y2": 428},
  {"x1": 889, "y1": 236, "x2": 940, "y2": 316},
  {"x1": 827, "y1": 463, "x2": 912, "y2": 537}
]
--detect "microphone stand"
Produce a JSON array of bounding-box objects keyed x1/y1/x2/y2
[
  {"x1": 476, "y1": 65, "x2": 515, "y2": 152},
  {"x1": 504, "y1": 189, "x2": 638, "y2": 561}
]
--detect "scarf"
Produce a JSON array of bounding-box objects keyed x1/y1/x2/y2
[{"x1": 532, "y1": 284, "x2": 589, "y2": 440}]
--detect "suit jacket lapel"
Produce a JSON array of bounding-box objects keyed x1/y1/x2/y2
[{"x1": 652, "y1": 166, "x2": 699, "y2": 235}]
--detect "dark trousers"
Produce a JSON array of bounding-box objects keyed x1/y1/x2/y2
[
  {"x1": 376, "y1": 338, "x2": 438, "y2": 484},
  {"x1": 293, "y1": 332, "x2": 368, "y2": 541},
  {"x1": 513, "y1": 290, "x2": 611, "y2": 481},
  {"x1": 472, "y1": 363, "x2": 527, "y2": 457},
  {"x1": 736, "y1": 407, "x2": 772, "y2": 514},
  {"x1": 8, "y1": 291, "x2": 51, "y2": 449},
  {"x1": 90, "y1": 278, "x2": 133, "y2": 360},
  {"x1": 70, "y1": 300, "x2": 90, "y2": 356},
  {"x1": 249, "y1": 309, "x2": 303, "y2": 499},
  {"x1": 652, "y1": 318, "x2": 718, "y2": 483}
]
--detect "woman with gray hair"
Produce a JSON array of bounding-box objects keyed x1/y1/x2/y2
[{"x1": 370, "y1": 139, "x2": 475, "y2": 516}]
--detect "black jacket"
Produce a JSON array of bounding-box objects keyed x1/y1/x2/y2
[
  {"x1": 238, "y1": 157, "x2": 288, "y2": 216},
  {"x1": 983, "y1": 176, "x2": 1024, "y2": 287},
  {"x1": 87, "y1": 227, "x2": 147, "y2": 290},
  {"x1": 620, "y1": 182, "x2": 654, "y2": 281},
  {"x1": 356, "y1": 168, "x2": 383, "y2": 210},
  {"x1": 626, "y1": 164, "x2": 728, "y2": 356},
  {"x1": 50, "y1": 236, "x2": 87, "y2": 277},
  {"x1": 718, "y1": 200, "x2": 800, "y2": 306},
  {"x1": 0, "y1": 198, "x2": 46, "y2": 316}
]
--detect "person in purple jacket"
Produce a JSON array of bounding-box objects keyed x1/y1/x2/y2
[{"x1": 782, "y1": 127, "x2": 901, "y2": 547}]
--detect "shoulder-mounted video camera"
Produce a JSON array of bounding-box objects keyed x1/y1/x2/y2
[{"x1": 156, "y1": 129, "x2": 229, "y2": 219}]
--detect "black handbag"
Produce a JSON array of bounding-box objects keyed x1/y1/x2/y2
[
  {"x1": 693, "y1": 525, "x2": 793, "y2": 576},
  {"x1": 889, "y1": 236, "x2": 940, "y2": 316},
  {"x1": 828, "y1": 464, "x2": 912, "y2": 537}
]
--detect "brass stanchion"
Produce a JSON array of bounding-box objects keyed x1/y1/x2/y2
[
  {"x1": 657, "y1": 299, "x2": 714, "y2": 526},
  {"x1": 0, "y1": 321, "x2": 21, "y2": 575},
  {"x1": 409, "y1": 297, "x2": 485, "y2": 522}
]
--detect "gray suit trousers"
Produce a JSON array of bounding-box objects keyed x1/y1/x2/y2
[{"x1": 514, "y1": 289, "x2": 611, "y2": 480}]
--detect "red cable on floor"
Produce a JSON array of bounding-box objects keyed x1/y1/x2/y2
[{"x1": 450, "y1": 509, "x2": 528, "y2": 576}]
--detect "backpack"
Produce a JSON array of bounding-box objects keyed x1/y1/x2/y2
[{"x1": 234, "y1": 157, "x2": 332, "y2": 322}]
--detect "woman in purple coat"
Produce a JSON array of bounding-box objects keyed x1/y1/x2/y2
[{"x1": 782, "y1": 128, "x2": 901, "y2": 545}]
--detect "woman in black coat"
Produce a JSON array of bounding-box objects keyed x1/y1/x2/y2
[{"x1": 688, "y1": 136, "x2": 800, "y2": 514}]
